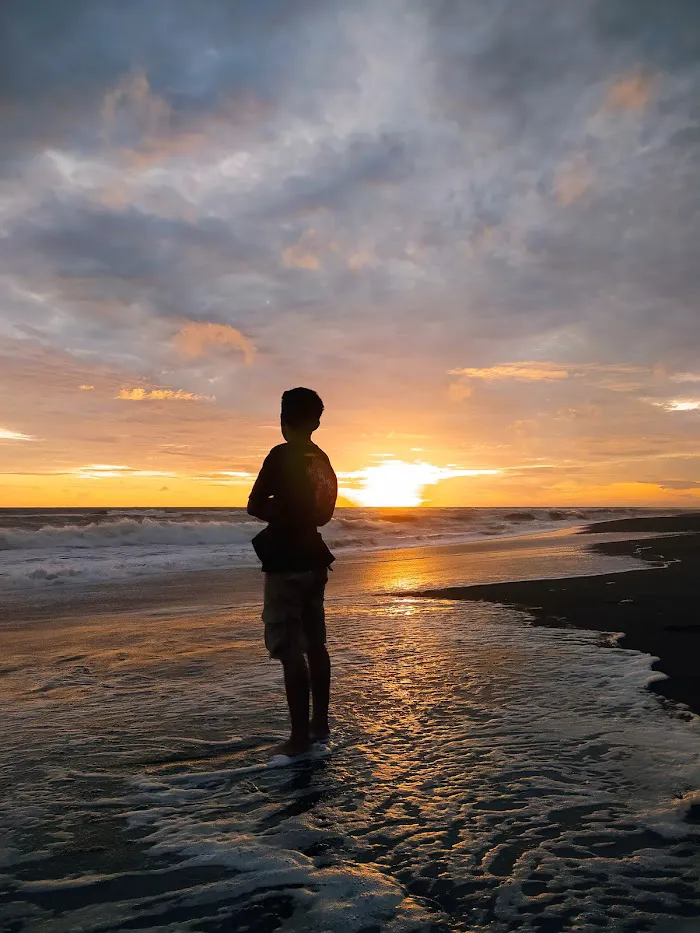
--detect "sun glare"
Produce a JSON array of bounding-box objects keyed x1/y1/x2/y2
[{"x1": 340, "y1": 460, "x2": 499, "y2": 507}]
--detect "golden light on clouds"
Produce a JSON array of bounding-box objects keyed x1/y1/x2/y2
[
  {"x1": 654, "y1": 399, "x2": 700, "y2": 412},
  {"x1": 451, "y1": 362, "x2": 570, "y2": 381},
  {"x1": 347, "y1": 251, "x2": 372, "y2": 270},
  {"x1": 282, "y1": 243, "x2": 321, "y2": 270},
  {"x1": 0, "y1": 427, "x2": 35, "y2": 441},
  {"x1": 339, "y1": 460, "x2": 500, "y2": 507},
  {"x1": 603, "y1": 69, "x2": 657, "y2": 114},
  {"x1": 74, "y1": 464, "x2": 175, "y2": 479},
  {"x1": 447, "y1": 382, "x2": 474, "y2": 403},
  {"x1": 555, "y1": 155, "x2": 592, "y2": 206},
  {"x1": 117, "y1": 387, "x2": 210, "y2": 401},
  {"x1": 173, "y1": 321, "x2": 256, "y2": 363}
]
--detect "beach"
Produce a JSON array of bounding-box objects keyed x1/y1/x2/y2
[
  {"x1": 415, "y1": 513, "x2": 700, "y2": 719},
  {"x1": 1, "y1": 511, "x2": 699, "y2": 931}
]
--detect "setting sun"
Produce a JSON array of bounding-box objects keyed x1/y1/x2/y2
[{"x1": 339, "y1": 460, "x2": 500, "y2": 507}]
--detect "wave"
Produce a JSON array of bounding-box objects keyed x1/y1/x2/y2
[
  {"x1": 0, "y1": 517, "x2": 260, "y2": 551},
  {"x1": 0, "y1": 507, "x2": 667, "y2": 588},
  {"x1": 0, "y1": 506, "x2": 655, "y2": 554}
]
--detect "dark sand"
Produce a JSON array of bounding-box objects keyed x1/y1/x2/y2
[{"x1": 414, "y1": 513, "x2": 700, "y2": 717}]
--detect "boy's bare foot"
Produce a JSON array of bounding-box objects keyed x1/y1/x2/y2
[
  {"x1": 273, "y1": 736, "x2": 312, "y2": 758},
  {"x1": 310, "y1": 719, "x2": 330, "y2": 743}
]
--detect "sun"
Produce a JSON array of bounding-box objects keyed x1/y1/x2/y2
[{"x1": 339, "y1": 460, "x2": 499, "y2": 507}]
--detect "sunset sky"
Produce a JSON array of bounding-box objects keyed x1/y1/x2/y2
[{"x1": 1, "y1": 0, "x2": 700, "y2": 508}]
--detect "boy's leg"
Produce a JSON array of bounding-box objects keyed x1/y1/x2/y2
[
  {"x1": 307, "y1": 642, "x2": 331, "y2": 741},
  {"x1": 263, "y1": 573, "x2": 312, "y2": 756},
  {"x1": 303, "y1": 569, "x2": 331, "y2": 741},
  {"x1": 278, "y1": 647, "x2": 312, "y2": 756}
]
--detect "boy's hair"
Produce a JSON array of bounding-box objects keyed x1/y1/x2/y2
[{"x1": 281, "y1": 387, "x2": 324, "y2": 430}]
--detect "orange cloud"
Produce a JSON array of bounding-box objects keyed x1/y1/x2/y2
[
  {"x1": 603, "y1": 70, "x2": 657, "y2": 114},
  {"x1": 282, "y1": 244, "x2": 320, "y2": 270},
  {"x1": 450, "y1": 362, "x2": 649, "y2": 389},
  {"x1": 117, "y1": 387, "x2": 210, "y2": 401},
  {"x1": 347, "y1": 251, "x2": 372, "y2": 270},
  {"x1": 79, "y1": 384, "x2": 95, "y2": 391},
  {"x1": 447, "y1": 382, "x2": 474, "y2": 402},
  {"x1": 0, "y1": 427, "x2": 35, "y2": 441},
  {"x1": 652, "y1": 399, "x2": 700, "y2": 412},
  {"x1": 554, "y1": 155, "x2": 592, "y2": 206},
  {"x1": 73, "y1": 464, "x2": 175, "y2": 479},
  {"x1": 451, "y1": 362, "x2": 570, "y2": 382},
  {"x1": 173, "y1": 322, "x2": 256, "y2": 363},
  {"x1": 282, "y1": 229, "x2": 324, "y2": 271}
]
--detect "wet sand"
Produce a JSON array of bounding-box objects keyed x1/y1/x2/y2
[{"x1": 414, "y1": 513, "x2": 700, "y2": 717}]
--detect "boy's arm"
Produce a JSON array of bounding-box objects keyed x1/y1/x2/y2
[
  {"x1": 313, "y1": 456, "x2": 338, "y2": 527},
  {"x1": 247, "y1": 453, "x2": 278, "y2": 522}
]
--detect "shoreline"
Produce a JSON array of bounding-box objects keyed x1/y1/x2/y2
[
  {"x1": 413, "y1": 513, "x2": 700, "y2": 717},
  {"x1": 0, "y1": 526, "x2": 662, "y2": 627}
]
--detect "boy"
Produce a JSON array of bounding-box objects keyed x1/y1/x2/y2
[{"x1": 247, "y1": 387, "x2": 337, "y2": 757}]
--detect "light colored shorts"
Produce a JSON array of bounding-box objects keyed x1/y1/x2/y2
[{"x1": 262, "y1": 569, "x2": 328, "y2": 659}]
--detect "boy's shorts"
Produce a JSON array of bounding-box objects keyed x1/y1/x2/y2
[{"x1": 262, "y1": 568, "x2": 328, "y2": 659}]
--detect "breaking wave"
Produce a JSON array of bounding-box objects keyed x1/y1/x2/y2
[{"x1": 0, "y1": 506, "x2": 660, "y2": 588}]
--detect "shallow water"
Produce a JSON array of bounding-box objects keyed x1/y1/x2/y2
[{"x1": 1, "y1": 585, "x2": 699, "y2": 931}]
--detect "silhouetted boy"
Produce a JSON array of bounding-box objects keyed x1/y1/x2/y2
[{"x1": 247, "y1": 388, "x2": 337, "y2": 757}]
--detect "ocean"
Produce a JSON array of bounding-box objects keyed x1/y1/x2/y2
[
  {"x1": 1, "y1": 509, "x2": 699, "y2": 931},
  {"x1": 0, "y1": 506, "x2": 671, "y2": 589}
]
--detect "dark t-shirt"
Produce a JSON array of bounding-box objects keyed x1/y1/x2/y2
[{"x1": 248, "y1": 441, "x2": 337, "y2": 572}]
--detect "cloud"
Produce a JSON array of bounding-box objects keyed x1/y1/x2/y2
[
  {"x1": 450, "y1": 363, "x2": 570, "y2": 382},
  {"x1": 347, "y1": 251, "x2": 372, "y2": 270},
  {"x1": 602, "y1": 69, "x2": 657, "y2": 114},
  {"x1": 0, "y1": 428, "x2": 35, "y2": 441},
  {"x1": 73, "y1": 464, "x2": 175, "y2": 479},
  {"x1": 652, "y1": 399, "x2": 700, "y2": 412},
  {"x1": 79, "y1": 384, "x2": 95, "y2": 391},
  {"x1": 173, "y1": 322, "x2": 256, "y2": 363},
  {"x1": 656, "y1": 480, "x2": 700, "y2": 490},
  {"x1": 282, "y1": 244, "x2": 320, "y2": 271},
  {"x1": 449, "y1": 362, "x2": 650, "y2": 390},
  {"x1": 73, "y1": 464, "x2": 131, "y2": 478},
  {"x1": 447, "y1": 382, "x2": 474, "y2": 403},
  {"x1": 282, "y1": 231, "x2": 322, "y2": 270},
  {"x1": 554, "y1": 155, "x2": 593, "y2": 207},
  {"x1": 194, "y1": 470, "x2": 254, "y2": 485},
  {"x1": 117, "y1": 387, "x2": 210, "y2": 401},
  {"x1": 101, "y1": 71, "x2": 171, "y2": 151}
]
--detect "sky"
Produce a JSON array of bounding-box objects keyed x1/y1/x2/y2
[{"x1": 1, "y1": 0, "x2": 700, "y2": 508}]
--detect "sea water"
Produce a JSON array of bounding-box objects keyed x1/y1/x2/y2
[
  {"x1": 0, "y1": 506, "x2": 673, "y2": 588},
  {"x1": 0, "y1": 578, "x2": 698, "y2": 931}
]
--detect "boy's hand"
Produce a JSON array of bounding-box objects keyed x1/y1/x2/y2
[{"x1": 248, "y1": 496, "x2": 277, "y2": 523}]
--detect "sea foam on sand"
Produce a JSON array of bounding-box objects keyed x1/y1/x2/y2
[{"x1": 2, "y1": 587, "x2": 698, "y2": 931}]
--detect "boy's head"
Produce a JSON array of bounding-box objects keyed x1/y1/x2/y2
[{"x1": 281, "y1": 387, "x2": 324, "y2": 441}]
